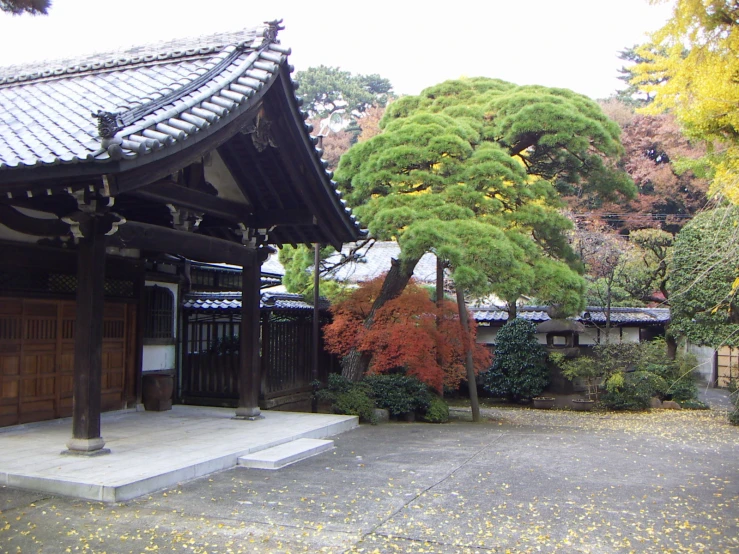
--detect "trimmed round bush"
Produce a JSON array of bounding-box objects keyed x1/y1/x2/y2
[
  {"x1": 317, "y1": 373, "x2": 378, "y2": 424},
  {"x1": 482, "y1": 319, "x2": 549, "y2": 402},
  {"x1": 422, "y1": 396, "x2": 450, "y2": 423},
  {"x1": 334, "y1": 389, "x2": 377, "y2": 424},
  {"x1": 364, "y1": 374, "x2": 431, "y2": 416}
]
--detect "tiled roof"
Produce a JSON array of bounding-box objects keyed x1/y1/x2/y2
[
  {"x1": 324, "y1": 241, "x2": 439, "y2": 284},
  {"x1": 582, "y1": 307, "x2": 670, "y2": 325},
  {"x1": 183, "y1": 291, "x2": 328, "y2": 312},
  {"x1": 0, "y1": 26, "x2": 280, "y2": 169},
  {"x1": 0, "y1": 21, "x2": 362, "y2": 240},
  {"x1": 472, "y1": 307, "x2": 550, "y2": 324},
  {"x1": 472, "y1": 306, "x2": 670, "y2": 326},
  {"x1": 261, "y1": 253, "x2": 286, "y2": 276}
]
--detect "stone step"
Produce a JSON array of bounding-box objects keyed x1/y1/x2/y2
[{"x1": 238, "y1": 438, "x2": 334, "y2": 470}]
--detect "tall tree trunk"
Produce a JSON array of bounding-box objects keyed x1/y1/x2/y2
[
  {"x1": 666, "y1": 329, "x2": 678, "y2": 359},
  {"x1": 456, "y1": 287, "x2": 480, "y2": 422},
  {"x1": 605, "y1": 279, "x2": 613, "y2": 344},
  {"x1": 436, "y1": 257, "x2": 445, "y2": 396},
  {"x1": 436, "y1": 257, "x2": 445, "y2": 307},
  {"x1": 341, "y1": 255, "x2": 422, "y2": 381}
]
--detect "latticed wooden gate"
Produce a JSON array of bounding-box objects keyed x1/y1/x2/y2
[
  {"x1": 181, "y1": 310, "x2": 334, "y2": 406},
  {"x1": 716, "y1": 346, "x2": 739, "y2": 387},
  {"x1": 0, "y1": 298, "x2": 132, "y2": 427}
]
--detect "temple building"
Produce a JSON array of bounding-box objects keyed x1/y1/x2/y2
[{"x1": 0, "y1": 21, "x2": 362, "y2": 454}]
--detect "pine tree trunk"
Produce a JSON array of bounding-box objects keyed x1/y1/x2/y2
[
  {"x1": 666, "y1": 331, "x2": 677, "y2": 359},
  {"x1": 456, "y1": 287, "x2": 480, "y2": 422},
  {"x1": 436, "y1": 257, "x2": 445, "y2": 307},
  {"x1": 341, "y1": 255, "x2": 422, "y2": 381},
  {"x1": 436, "y1": 257, "x2": 445, "y2": 397}
]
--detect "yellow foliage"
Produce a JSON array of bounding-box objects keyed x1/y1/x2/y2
[
  {"x1": 606, "y1": 372, "x2": 625, "y2": 392},
  {"x1": 632, "y1": 0, "x2": 739, "y2": 200}
]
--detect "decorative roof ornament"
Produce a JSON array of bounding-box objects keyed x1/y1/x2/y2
[
  {"x1": 248, "y1": 107, "x2": 277, "y2": 152},
  {"x1": 263, "y1": 19, "x2": 285, "y2": 44},
  {"x1": 94, "y1": 110, "x2": 124, "y2": 139}
]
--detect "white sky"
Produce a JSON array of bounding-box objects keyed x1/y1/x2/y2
[{"x1": 0, "y1": 0, "x2": 673, "y2": 100}]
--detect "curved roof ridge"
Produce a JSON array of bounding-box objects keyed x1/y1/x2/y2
[{"x1": 0, "y1": 26, "x2": 266, "y2": 86}]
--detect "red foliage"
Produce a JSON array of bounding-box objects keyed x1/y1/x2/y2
[
  {"x1": 565, "y1": 112, "x2": 708, "y2": 233},
  {"x1": 323, "y1": 276, "x2": 491, "y2": 392}
]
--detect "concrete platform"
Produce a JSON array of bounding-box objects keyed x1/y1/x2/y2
[
  {"x1": 238, "y1": 437, "x2": 334, "y2": 469},
  {"x1": 0, "y1": 406, "x2": 357, "y2": 503}
]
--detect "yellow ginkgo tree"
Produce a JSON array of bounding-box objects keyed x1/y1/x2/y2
[{"x1": 631, "y1": 0, "x2": 739, "y2": 201}]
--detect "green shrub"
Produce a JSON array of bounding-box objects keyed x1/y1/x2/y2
[
  {"x1": 364, "y1": 373, "x2": 431, "y2": 416},
  {"x1": 601, "y1": 370, "x2": 666, "y2": 411},
  {"x1": 422, "y1": 396, "x2": 450, "y2": 423},
  {"x1": 565, "y1": 339, "x2": 704, "y2": 411},
  {"x1": 558, "y1": 355, "x2": 604, "y2": 400},
  {"x1": 316, "y1": 373, "x2": 352, "y2": 405},
  {"x1": 482, "y1": 319, "x2": 549, "y2": 402},
  {"x1": 317, "y1": 373, "x2": 377, "y2": 424},
  {"x1": 334, "y1": 388, "x2": 378, "y2": 424},
  {"x1": 649, "y1": 347, "x2": 700, "y2": 403},
  {"x1": 729, "y1": 409, "x2": 739, "y2": 425}
]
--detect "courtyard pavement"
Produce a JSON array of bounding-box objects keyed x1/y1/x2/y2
[
  {"x1": 0, "y1": 406, "x2": 357, "y2": 502},
  {"x1": 1, "y1": 400, "x2": 737, "y2": 553}
]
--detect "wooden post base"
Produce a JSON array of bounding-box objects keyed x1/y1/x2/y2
[
  {"x1": 233, "y1": 406, "x2": 262, "y2": 420},
  {"x1": 63, "y1": 437, "x2": 110, "y2": 456}
]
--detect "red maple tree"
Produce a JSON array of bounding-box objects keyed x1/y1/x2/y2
[{"x1": 323, "y1": 276, "x2": 491, "y2": 392}]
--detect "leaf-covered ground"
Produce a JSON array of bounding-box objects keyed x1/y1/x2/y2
[{"x1": 1, "y1": 406, "x2": 737, "y2": 553}]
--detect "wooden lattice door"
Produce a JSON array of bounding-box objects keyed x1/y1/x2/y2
[{"x1": 0, "y1": 298, "x2": 130, "y2": 427}]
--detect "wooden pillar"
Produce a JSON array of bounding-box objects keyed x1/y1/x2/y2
[
  {"x1": 235, "y1": 249, "x2": 262, "y2": 419},
  {"x1": 65, "y1": 219, "x2": 109, "y2": 454},
  {"x1": 311, "y1": 243, "x2": 320, "y2": 412}
]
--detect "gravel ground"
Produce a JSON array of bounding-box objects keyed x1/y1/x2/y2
[{"x1": 1, "y1": 405, "x2": 737, "y2": 553}]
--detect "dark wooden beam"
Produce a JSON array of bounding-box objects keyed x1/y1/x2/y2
[
  {"x1": 235, "y1": 248, "x2": 262, "y2": 419},
  {"x1": 113, "y1": 221, "x2": 256, "y2": 266},
  {"x1": 129, "y1": 181, "x2": 252, "y2": 223},
  {"x1": 0, "y1": 166, "x2": 109, "y2": 188},
  {"x1": 128, "y1": 182, "x2": 313, "y2": 230},
  {"x1": 0, "y1": 204, "x2": 70, "y2": 236},
  {"x1": 253, "y1": 210, "x2": 315, "y2": 228},
  {"x1": 0, "y1": 194, "x2": 80, "y2": 218},
  {"x1": 109, "y1": 98, "x2": 268, "y2": 195},
  {"x1": 66, "y1": 218, "x2": 108, "y2": 454}
]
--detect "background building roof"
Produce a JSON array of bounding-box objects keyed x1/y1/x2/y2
[
  {"x1": 472, "y1": 306, "x2": 670, "y2": 327},
  {"x1": 324, "y1": 241, "x2": 439, "y2": 284},
  {"x1": 183, "y1": 291, "x2": 328, "y2": 313}
]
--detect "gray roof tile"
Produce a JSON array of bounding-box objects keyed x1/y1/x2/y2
[
  {"x1": 0, "y1": 25, "x2": 281, "y2": 169},
  {"x1": 183, "y1": 291, "x2": 327, "y2": 312},
  {"x1": 0, "y1": 22, "x2": 361, "y2": 238},
  {"x1": 472, "y1": 306, "x2": 670, "y2": 326}
]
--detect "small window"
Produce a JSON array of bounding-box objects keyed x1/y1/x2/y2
[{"x1": 143, "y1": 285, "x2": 175, "y2": 344}]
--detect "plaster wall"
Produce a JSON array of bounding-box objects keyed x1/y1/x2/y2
[
  {"x1": 478, "y1": 325, "x2": 646, "y2": 347},
  {"x1": 204, "y1": 150, "x2": 249, "y2": 204},
  {"x1": 476, "y1": 327, "x2": 547, "y2": 345},
  {"x1": 142, "y1": 280, "x2": 178, "y2": 373}
]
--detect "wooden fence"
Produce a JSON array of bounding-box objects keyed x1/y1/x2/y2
[{"x1": 180, "y1": 310, "x2": 335, "y2": 406}]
